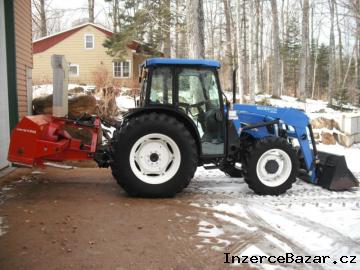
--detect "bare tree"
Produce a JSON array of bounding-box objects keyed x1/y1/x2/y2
[
  {"x1": 271, "y1": 0, "x2": 281, "y2": 98},
  {"x1": 88, "y1": 0, "x2": 95, "y2": 23},
  {"x1": 32, "y1": 0, "x2": 47, "y2": 37},
  {"x1": 175, "y1": 0, "x2": 180, "y2": 57},
  {"x1": 299, "y1": 0, "x2": 309, "y2": 101},
  {"x1": 357, "y1": 0, "x2": 360, "y2": 103},
  {"x1": 235, "y1": 0, "x2": 244, "y2": 102},
  {"x1": 242, "y1": 0, "x2": 248, "y2": 95},
  {"x1": 162, "y1": 0, "x2": 171, "y2": 57},
  {"x1": 335, "y1": 0, "x2": 343, "y2": 85},
  {"x1": 186, "y1": 0, "x2": 205, "y2": 58},
  {"x1": 222, "y1": 0, "x2": 233, "y2": 91},
  {"x1": 249, "y1": 0, "x2": 258, "y2": 103},
  {"x1": 329, "y1": 0, "x2": 336, "y2": 104}
]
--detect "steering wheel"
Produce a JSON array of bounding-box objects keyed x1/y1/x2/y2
[{"x1": 178, "y1": 100, "x2": 210, "y2": 110}]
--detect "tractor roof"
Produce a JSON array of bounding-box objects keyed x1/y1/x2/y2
[{"x1": 145, "y1": 58, "x2": 220, "y2": 68}]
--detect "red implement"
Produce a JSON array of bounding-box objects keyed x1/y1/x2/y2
[{"x1": 8, "y1": 115, "x2": 100, "y2": 167}]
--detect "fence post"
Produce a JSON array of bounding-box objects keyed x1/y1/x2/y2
[{"x1": 51, "y1": 55, "x2": 68, "y2": 117}]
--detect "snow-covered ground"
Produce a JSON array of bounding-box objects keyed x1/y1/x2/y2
[
  {"x1": 188, "y1": 167, "x2": 360, "y2": 270},
  {"x1": 116, "y1": 95, "x2": 136, "y2": 111},
  {"x1": 32, "y1": 84, "x2": 96, "y2": 98}
]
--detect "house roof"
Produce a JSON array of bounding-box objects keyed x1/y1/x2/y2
[
  {"x1": 33, "y1": 23, "x2": 163, "y2": 56},
  {"x1": 145, "y1": 58, "x2": 221, "y2": 68},
  {"x1": 33, "y1": 23, "x2": 113, "y2": 54}
]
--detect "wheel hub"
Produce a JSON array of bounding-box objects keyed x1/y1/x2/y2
[
  {"x1": 129, "y1": 133, "x2": 181, "y2": 184},
  {"x1": 150, "y1": 153, "x2": 159, "y2": 162},
  {"x1": 256, "y1": 149, "x2": 292, "y2": 187},
  {"x1": 264, "y1": 160, "x2": 279, "y2": 174}
]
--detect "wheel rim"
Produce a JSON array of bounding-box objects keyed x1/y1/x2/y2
[
  {"x1": 129, "y1": 133, "x2": 181, "y2": 184},
  {"x1": 256, "y1": 148, "x2": 292, "y2": 187}
]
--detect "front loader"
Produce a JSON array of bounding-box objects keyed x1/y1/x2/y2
[{"x1": 8, "y1": 58, "x2": 359, "y2": 197}]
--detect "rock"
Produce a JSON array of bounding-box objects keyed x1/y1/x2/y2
[
  {"x1": 333, "y1": 133, "x2": 354, "y2": 147},
  {"x1": 321, "y1": 132, "x2": 336, "y2": 145},
  {"x1": 313, "y1": 131, "x2": 320, "y2": 141},
  {"x1": 311, "y1": 117, "x2": 340, "y2": 130}
]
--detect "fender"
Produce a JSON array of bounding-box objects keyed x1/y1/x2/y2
[
  {"x1": 123, "y1": 106, "x2": 201, "y2": 155},
  {"x1": 232, "y1": 111, "x2": 275, "y2": 139}
]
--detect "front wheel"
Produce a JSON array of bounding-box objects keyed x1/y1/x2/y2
[
  {"x1": 242, "y1": 137, "x2": 299, "y2": 195},
  {"x1": 111, "y1": 113, "x2": 198, "y2": 197}
]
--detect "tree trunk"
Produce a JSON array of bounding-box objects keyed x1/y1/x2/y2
[
  {"x1": 223, "y1": 0, "x2": 233, "y2": 91},
  {"x1": 235, "y1": 0, "x2": 244, "y2": 103},
  {"x1": 113, "y1": 0, "x2": 119, "y2": 32},
  {"x1": 249, "y1": 0, "x2": 258, "y2": 103},
  {"x1": 298, "y1": 0, "x2": 309, "y2": 101},
  {"x1": 357, "y1": 0, "x2": 360, "y2": 104},
  {"x1": 328, "y1": 0, "x2": 336, "y2": 104},
  {"x1": 88, "y1": 0, "x2": 95, "y2": 23},
  {"x1": 40, "y1": 0, "x2": 47, "y2": 37},
  {"x1": 175, "y1": 0, "x2": 180, "y2": 57},
  {"x1": 162, "y1": 0, "x2": 171, "y2": 57},
  {"x1": 280, "y1": 0, "x2": 285, "y2": 96},
  {"x1": 259, "y1": 0, "x2": 264, "y2": 92},
  {"x1": 186, "y1": 0, "x2": 205, "y2": 59},
  {"x1": 270, "y1": 0, "x2": 281, "y2": 97},
  {"x1": 312, "y1": 24, "x2": 322, "y2": 99},
  {"x1": 335, "y1": 0, "x2": 343, "y2": 86},
  {"x1": 242, "y1": 0, "x2": 248, "y2": 96}
]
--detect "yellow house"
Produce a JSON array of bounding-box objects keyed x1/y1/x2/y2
[{"x1": 32, "y1": 23, "x2": 150, "y2": 89}]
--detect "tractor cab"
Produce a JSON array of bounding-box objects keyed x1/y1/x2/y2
[{"x1": 139, "y1": 58, "x2": 226, "y2": 157}]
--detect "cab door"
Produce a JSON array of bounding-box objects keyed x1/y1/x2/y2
[{"x1": 176, "y1": 67, "x2": 225, "y2": 156}]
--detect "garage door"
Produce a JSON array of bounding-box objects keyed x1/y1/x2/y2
[{"x1": 0, "y1": 0, "x2": 11, "y2": 169}]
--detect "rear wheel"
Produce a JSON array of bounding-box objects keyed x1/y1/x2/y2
[
  {"x1": 111, "y1": 113, "x2": 198, "y2": 197},
  {"x1": 242, "y1": 137, "x2": 298, "y2": 195}
]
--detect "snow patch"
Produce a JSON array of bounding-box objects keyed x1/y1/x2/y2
[
  {"x1": 116, "y1": 95, "x2": 136, "y2": 111},
  {"x1": 32, "y1": 84, "x2": 96, "y2": 99},
  {"x1": 0, "y1": 217, "x2": 8, "y2": 236},
  {"x1": 213, "y1": 212, "x2": 257, "y2": 232},
  {"x1": 197, "y1": 220, "x2": 224, "y2": 238}
]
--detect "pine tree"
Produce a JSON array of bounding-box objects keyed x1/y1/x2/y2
[
  {"x1": 281, "y1": 16, "x2": 301, "y2": 95},
  {"x1": 103, "y1": 0, "x2": 170, "y2": 58}
]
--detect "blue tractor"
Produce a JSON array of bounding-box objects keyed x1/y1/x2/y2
[{"x1": 108, "y1": 58, "x2": 358, "y2": 197}]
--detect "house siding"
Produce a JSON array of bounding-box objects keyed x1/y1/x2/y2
[
  {"x1": 14, "y1": 0, "x2": 33, "y2": 119},
  {"x1": 33, "y1": 25, "x2": 147, "y2": 89}
]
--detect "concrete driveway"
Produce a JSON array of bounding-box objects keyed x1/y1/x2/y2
[{"x1": 0, "y1": 168, "x2": 232, "y2": 270}]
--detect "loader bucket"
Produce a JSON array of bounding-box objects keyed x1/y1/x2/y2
[{"x1": 316, "y1": 151, "x2": 359, "y2": 190}]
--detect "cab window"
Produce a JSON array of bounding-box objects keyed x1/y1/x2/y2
[
  {"x1": 177, "y1": 68, "x2": 224, "y2": 155},
  {"x1": 149, "y1": 66, "x2": 173, "y2": 104}
]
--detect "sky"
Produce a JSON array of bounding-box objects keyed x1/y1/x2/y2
[{"x1": 47, "y1": 0, "x2": 111, "y2": 30}]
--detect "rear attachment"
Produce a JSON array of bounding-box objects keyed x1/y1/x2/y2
[{"x1": 316, "y1": 151, "x2": 359, "y2": 191}]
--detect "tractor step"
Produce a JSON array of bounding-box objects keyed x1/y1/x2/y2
[{"x1": 203, "y1": 165, "x2": 218, "y2": 170}]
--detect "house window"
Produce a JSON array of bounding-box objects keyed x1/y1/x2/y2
[
  {"x1": 84, "y1": 34, "x2": 94, "y2": 49},
  {"x1": 113, "y1": 61, "x2": 131, "y2": 78},
  {"x1": 69, "y1": 64, "x2": 79, "y2": 76}
]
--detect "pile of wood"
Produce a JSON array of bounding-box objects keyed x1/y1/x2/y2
[{"x1": 33, "y1": 93, "x2": 97, "y2": 117}]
